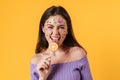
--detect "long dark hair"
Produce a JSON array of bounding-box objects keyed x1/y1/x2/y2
[{"x1": 35, "y1": 6, "x2": 85, "y2": 54}]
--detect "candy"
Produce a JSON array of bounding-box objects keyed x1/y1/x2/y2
[{"x1": 48, "y1": 42, "x2": 58, "y2": 52}]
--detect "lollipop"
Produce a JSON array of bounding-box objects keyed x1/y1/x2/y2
[{"x1": 48, "y1": 42, "x2": 58, "y2": 52}]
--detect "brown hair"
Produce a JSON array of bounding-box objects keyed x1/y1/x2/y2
[{"x1": 35, "y1": 6, "x2": 85, "y2": 54}]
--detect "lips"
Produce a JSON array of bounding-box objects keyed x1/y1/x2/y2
[{"x1": 50, "y1": 36, "x2": 61, "y2": 42}]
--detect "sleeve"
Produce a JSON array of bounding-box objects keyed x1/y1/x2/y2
[
  {"x1": 30, "y1": 63, "x2": 39, "y2": 80},
  {"x1": 80, "y1": 57, "x2": 93, "y2": 80}
]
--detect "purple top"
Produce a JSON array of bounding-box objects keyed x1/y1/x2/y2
[{"x1": 30, "y1": 57, "x2": 92, "y2": 80}]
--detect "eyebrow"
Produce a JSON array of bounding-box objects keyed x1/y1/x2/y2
[
  {"x1": 45, "y1": 24, "x2": 53, "y2": 26},
  {"x1": 45, "y1": 24, "x2": 65, "y2": 27},
  {"x1": 58, "y1": 25, "x2": 65, "y2": 27}
]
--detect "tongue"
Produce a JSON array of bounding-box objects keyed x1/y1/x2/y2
[
  {"x1": 51, "y1": 37, "x2": 60, "y2": 43},
  {"x1": 52, "y1": 39, "x2": 59, "y2": 42}
]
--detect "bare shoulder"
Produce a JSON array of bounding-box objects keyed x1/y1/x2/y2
[
  {"x1": 69, "y1": 46, "x2": 87, "y2": 60},
  {"x1": 30, "y1": 53, "x2": 43, "y2": 64}
]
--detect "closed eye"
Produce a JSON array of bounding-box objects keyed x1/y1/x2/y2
[
  {"x1": 58, "y1": 25, "x2": 65, "y2": 29},
  {"x1": 45, "y1": 24, "x2": 54, "y2": 29},
  {"x1": 48, "y1": 26, "x2": 53, "y2": 29}
]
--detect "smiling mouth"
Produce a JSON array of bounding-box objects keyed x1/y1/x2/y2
[{"x1": 50, "y1": 36, "x2": 61, "y2": 42}]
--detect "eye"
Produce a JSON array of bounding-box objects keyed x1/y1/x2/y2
[
  {"x1": 47, "y1": 25, "x2": 53, "y2": 29},
  {"x1": 59, "y1": 25, "x2": 65, "y2": 29},
  {"x1": 48, "y1": 26, "x2": 53, "y2": 29}
]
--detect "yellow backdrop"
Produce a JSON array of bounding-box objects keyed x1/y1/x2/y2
[{"x1": 0, "y1": 0, "x2": 120, "y2": 80}]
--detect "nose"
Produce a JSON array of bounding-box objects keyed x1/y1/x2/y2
[{"x1": 52, "y1": 27, "x2": 59, "y2": 35}]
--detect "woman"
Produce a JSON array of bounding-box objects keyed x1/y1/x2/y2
[{"x1": 30, "y1": 6, "x2": 92, "y2": 80}]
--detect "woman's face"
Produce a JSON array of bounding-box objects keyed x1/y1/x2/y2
[{"x1": 43, "y1": 15, "x2": 68, "y2": 46}]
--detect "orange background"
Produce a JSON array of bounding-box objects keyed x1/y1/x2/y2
[{"x1": 0, "y1": 0, "x2": 120, "y2": 80}]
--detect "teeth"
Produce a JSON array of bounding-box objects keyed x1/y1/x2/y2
[
  {"x1": 51, "y1": 37, "x2": 60, "y2": 42},
  {"x1": 52, "y1": 37, "x2": 59, "y2": 40}
]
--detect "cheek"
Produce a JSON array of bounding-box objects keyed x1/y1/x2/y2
[
  {"x1": 44, "y1": 28, "x2": 52, "y2": 36},
  {"x1": 59, "y1": 29, "x2": 68, "y2": 36}
]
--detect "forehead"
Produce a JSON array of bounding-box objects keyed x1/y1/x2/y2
[{"x1": 45, "y1": 15, "x2": 66, "y2": 24}]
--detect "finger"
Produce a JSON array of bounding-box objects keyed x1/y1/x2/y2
[
  {"x1": 40, "y1": 65, "x2": 45, "y2": 71},
  {"x1": 41, "y1": 63, "x2": 49, "y2": 70},
  {"x1": 45, "y1": 57, "x2": 51, "y2": 65},
  {"x1": 45, "y1": 57, "x2": 51, "y2": 62},
  {"x1": 36, "y1": 64, "x2": 45, "y2": 72},
  {"x1": 41, "y1": 63, "x2": 49, "y2": 69},
  {"x1": 44, "y1": 61, "x2": 49, "y2": 66},
  {"x1": 44, "y1": 60, "x2": 51, "y2": 68}
]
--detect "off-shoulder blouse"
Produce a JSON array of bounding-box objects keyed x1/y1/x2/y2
[{"x1": 30, "y1": 56, "x2": 92, "y2": 80}]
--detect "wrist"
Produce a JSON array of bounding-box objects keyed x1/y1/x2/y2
[{"x1": 39, "y1": 77, "x2": 46, "y2": 80}]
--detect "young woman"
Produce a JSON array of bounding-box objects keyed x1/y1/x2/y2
[{"x1": 30, "y1": 6, "x2": 92, "y2": 80}]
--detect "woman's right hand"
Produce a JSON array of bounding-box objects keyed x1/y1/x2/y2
[{"x1": 36, "y1": 54, "x2": 51, "y2": 80}]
